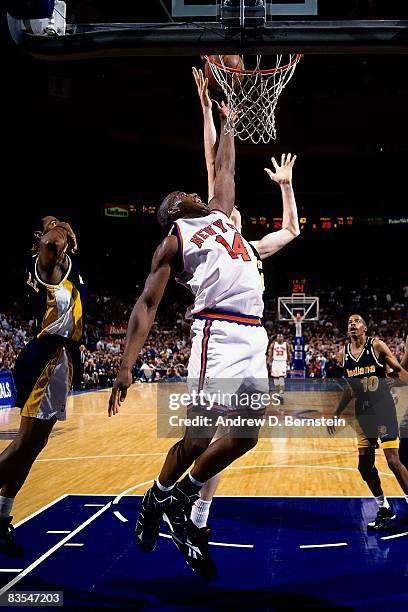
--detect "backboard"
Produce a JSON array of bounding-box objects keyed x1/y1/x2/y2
[
  {"x1": 278, "y1": 295, "x2": 319, "y2": 322},
  {"x1": 171, "y1": 0, "x2": 318, "y2": 19},
  {"x1": 9, "y1": 0, "x2": 408, "y2": 60}
]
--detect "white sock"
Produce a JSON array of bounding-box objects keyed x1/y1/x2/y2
[
  {"x1": 156, "y1": 478, "x2": 174, "y2": 492},
  {"x1": 188, "y1": 472, "x2": 204, "y2": 488},
  {"x1": 191, "y1": 498, "x2": 212, "y2": 528},
  {"x1": 374, "y1": 495, "x2": 390, "y2": 509},
  {"x1": 0, "y1": 496, "x2": 14, "y2": 518}
]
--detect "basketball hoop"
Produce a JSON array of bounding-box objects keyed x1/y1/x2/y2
[{"x1": 204, "y1": 53, "x2": 302, "y2": 144}]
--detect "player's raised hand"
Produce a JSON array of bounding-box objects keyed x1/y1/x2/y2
[
  {"x1": 264, "y1": 153, "x2": 297, "y2": 185},
  {"x1": 108, "y1": 366, "x2": 132, "y2": 417},
  {"x1": 212, "y1": 99, "x2": 235, "y2": 123},
  {"x1": 192, "y1": 66, "x2": 212, "y2": 109}
]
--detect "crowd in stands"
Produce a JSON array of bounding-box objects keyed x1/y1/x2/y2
[{"x1": 1, "y1": 282, "x2": 407, "y2": 388}]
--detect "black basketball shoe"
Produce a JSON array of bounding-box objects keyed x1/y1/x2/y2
[
  {"x1": 135, "y1": 486, "x2": 167, "y2": 552},
  {"x1": 163, "y1": 483, "x2": 217, "y2": 580},
  {"x1": 367, "y1": 507, "x2": 396, "y2": 531},
  {"x1": 0, "y1": 517, "x2": 24, "y2": 557}
]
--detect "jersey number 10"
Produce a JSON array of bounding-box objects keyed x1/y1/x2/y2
[{"x1": 361, "y1": 376, "x2": 379, "y2": 392}]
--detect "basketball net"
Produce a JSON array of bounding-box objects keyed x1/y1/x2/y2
[{"x1": 205, "y1": 54, "x2": 302, "y2": 144}]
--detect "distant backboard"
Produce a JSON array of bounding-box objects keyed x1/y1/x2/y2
[
  {"x1": 278, "y1": 295, "x2": 319, "y2": 321},
  {"x1": 171, "y1": 0, "x2": 318, "y2": 18}
]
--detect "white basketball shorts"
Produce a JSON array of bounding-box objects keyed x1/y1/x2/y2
[
  {"x1": 271, "y1": 361, "x2": 287, "y2": 378},
  {"x1": 187, "y1": 310, "x2": 269, "y2": 413}
]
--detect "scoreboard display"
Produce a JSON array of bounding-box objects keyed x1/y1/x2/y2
[{"x1": 291, "y1": 277, "x2": 307, "y2": 294}]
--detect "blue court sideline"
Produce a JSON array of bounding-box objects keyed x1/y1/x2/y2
[{"x1": 0, "y1": 495, "x2": 406, "y2": 610}]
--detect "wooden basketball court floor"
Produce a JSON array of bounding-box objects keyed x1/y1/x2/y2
[
  {"x1": 2, "y1": 383, "x2": 407, "y2": 524},
  {"x1": 0, "y1": 383, "x2": 407, "y2": 609}
]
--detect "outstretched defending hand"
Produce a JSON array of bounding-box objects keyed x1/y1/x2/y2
[
  {"x1": 192, "y1": 66, "x2": 212, "y2": 109},
  {"x1": 108, "y1": 366, "x2": 132, "y2": 416},
  {"x1": 211, "y1": 99, "x2": 229, "y2": 121},
  {"x1": 264, "y1": 153, "x2": 297, "y2": 185}
]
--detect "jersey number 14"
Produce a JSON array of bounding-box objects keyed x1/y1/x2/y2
[{"x1": 216, "y1": 233, "x2": 251, "y2": 261}]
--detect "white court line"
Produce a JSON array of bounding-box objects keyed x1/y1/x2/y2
[
  {"x1": 64, "y1": 543, "x2": 84, "y2": 547},
  {"x1": 69, "y1": 493, "x2": 118, "y2": 496},
  {"x1": 47, "y1": 530, "x2": 71, "y2": 534},
  {"x1": 15, "y1": 495, "x2": 68, "y2": 528},
  {"x1": 0, "y1": 570, "x2": 23, "y2": 573},
  {"x1": 35, "y1": 449, "x2": 358, "y2": 463},
  {"x1": 112, "y1": 480, "x2": 154, "y2": 506},
  {"x1": 300, "y1": 543, "x2": 348, "y2": 549},
  {"x1": 158, "y1": 532, "x2": 253, "y2": 549},
  {"x1": 225, "y1": 464, "x2": 395, "y2": 478},
  {"x1": 0, "y1": 502, "x2": 111, "y2": 596},
  {"x1": 113, "y1": 511, "x2": 128, "y2": 523},
  {"x1": 36, "y1": 453, "x2": 166, "y2": 462},
  {"x1": 84, "y1": 504, "x2": 105, "y2": 507},
  {"x1": 75, "y1": 493, "x2": 405, "y2": 499},
  {"x1": 381, "y1": 531, "x2": 408, "y2": 541},
  {"x1": 250, "y1": 450, "x2": 355, "y2": 454}
]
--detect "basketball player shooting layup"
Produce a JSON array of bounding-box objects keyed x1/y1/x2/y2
[
  {"x1": 108, "y1": 95, "x2": 297, "y2": 577},
  {"x1": 189, "y1": 67, "x2": 300, "y2": 533},
  {"x1": 0, "y1": 216, "x2": 83, "y2": 555},
  {"x1": 328, "y1": 315, "x2": 408, "y2": 530}
]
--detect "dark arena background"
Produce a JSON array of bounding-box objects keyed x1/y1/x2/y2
[{"x1": 0, "y1": 1, "x2": 408, "y2": 610}]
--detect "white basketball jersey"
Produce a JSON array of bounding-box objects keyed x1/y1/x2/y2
[
  {"x1": 273, "y1": 342, "x2": 288, "y2": 362},
  {"x1": 172, "y1": 210, "x2": 264, "y2": 318}
]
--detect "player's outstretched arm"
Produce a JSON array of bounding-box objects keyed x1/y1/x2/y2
[
  {"x1": 108, "y1": 236, "x2": 178, "y2": 416},
  {"x1": 373, "y1": 339, "x2": 408, "y2": 385},
  {"x1": 208, "y1": 102, "x2": 235, "y2": 218},
  {"x1": 327, "y1": 384, "x2": 353, "y2": 435},
  {"x1": 192, "y1": 67, "x2": 218, "y2": 201},
  {"x1": 251, "y1": 154, "x2": 300, "y2": 260}
]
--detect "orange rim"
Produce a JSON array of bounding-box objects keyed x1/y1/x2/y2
[{"x1": 204, "y1": 54, "x2": 303, "y2": 76}]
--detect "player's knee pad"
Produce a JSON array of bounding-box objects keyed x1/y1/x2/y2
[
  {"x1": 273, "y1": 378, "x2": 279, "y2": 387},
  {"x1": 358, "y1": 454, "x2": 378, "y2": 482}
]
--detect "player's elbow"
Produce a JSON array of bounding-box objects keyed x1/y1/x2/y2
[
  {"x1": 286, "y1": 225, "x2": 300, "y2": 238},
  {"x1": 142, "y1": 294, "x2": 159, "y2": 314}
]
